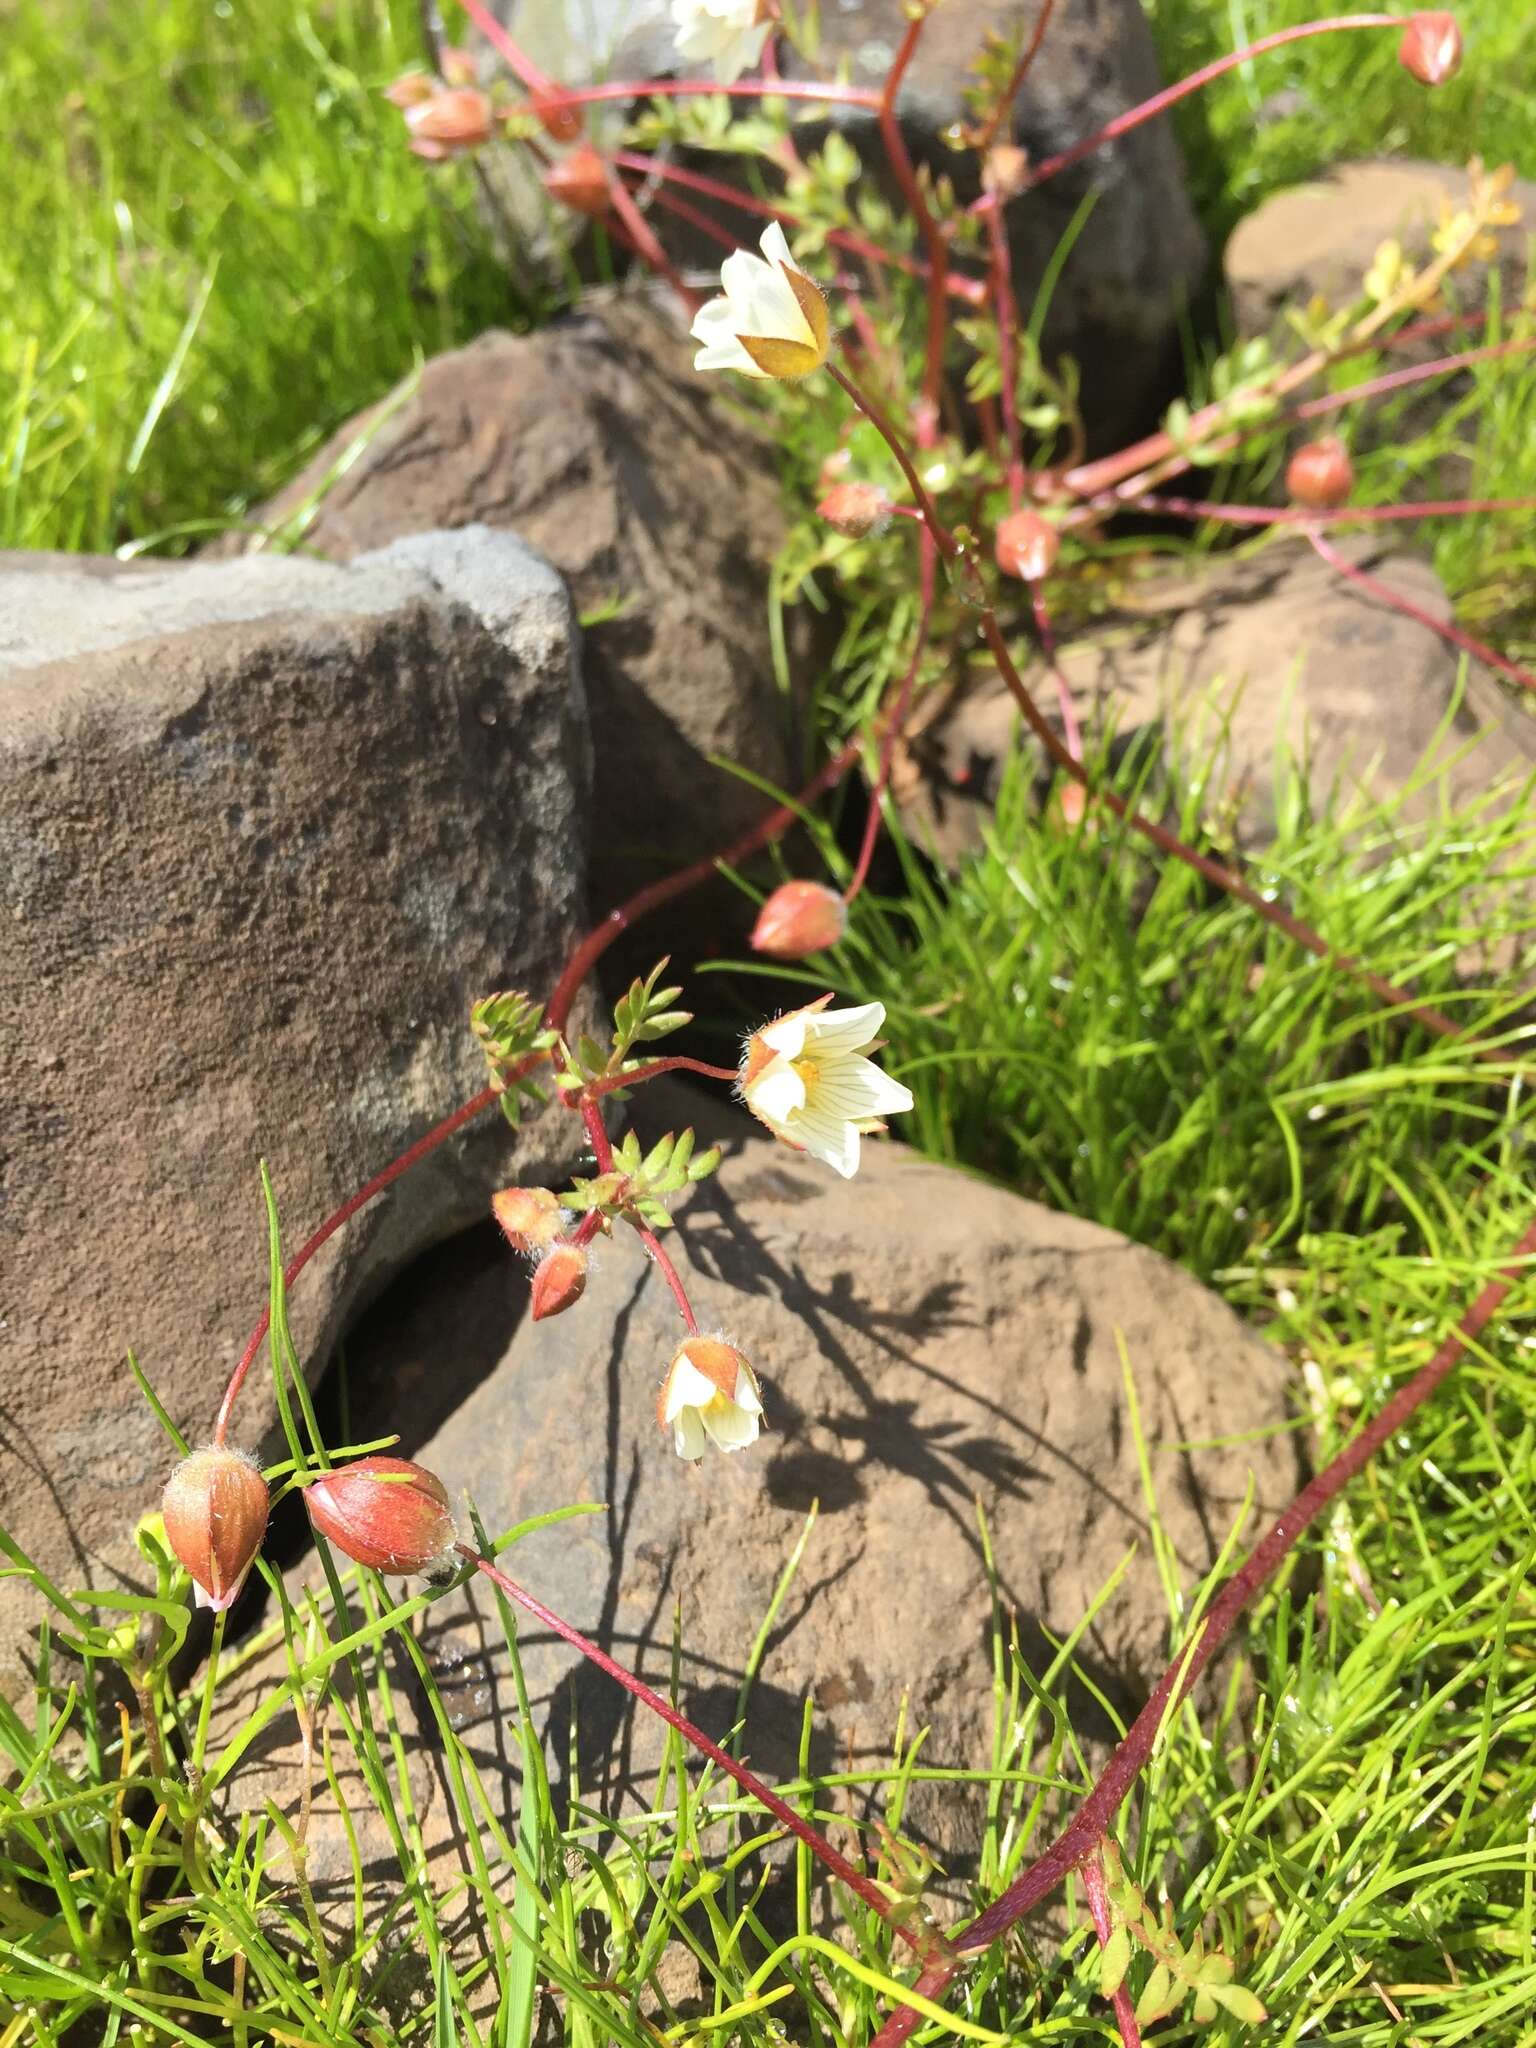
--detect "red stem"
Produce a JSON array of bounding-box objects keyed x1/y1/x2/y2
[
  {"x1": 868, "y1": 1211, "x2": 1536, "y2": 2046},
  {"x1": 585, "y1": 1054, "x2": 741, "y2": 1097},
  {"x1": 1017, "y1": 16, "x2": 1398, "y2": 195},
  {"x1": 827, "y1": 363, "x2": 958, "y2": 557},
  {"x1": 846, "y1": 533, "x2": 937, "y2": 905},
  {"x1": 606, "y1": 174, "x2": 702, "y2": 314},
  {"x1": 877, "y1": 8, "x2": 951, "y2": 407},
  {"x1": 1083, "y1": 1854, "x2": 1145, "y2": 2048},
  {"x1": 1293, "y1": 336, "x2": 1536, "y2": 419},
  {"x1": 454, "y1": 0, "x2": 562, "y2": 98},
  {"x1": 522, "y1": 77, "x2": 881, "y2": 113},
  {"x1": 982, "y1": 197, "x2": 1025, "y2": 509},
  {"x1": 461, "y1": 1546, "x2": 948, "y2": 1954},
  {"x1": 973, "y1": 0, "x2": 1059, "y2": 154},
  {"x1": 579, "y1": 1095, "x2": 701, "y2": 1331},
  {"x1": 1130, "y1": 492, "x2": 1536, "y2": 532},
  {"x1": 1306, "y1": 527, "x2": 1536, "y2": 694}
]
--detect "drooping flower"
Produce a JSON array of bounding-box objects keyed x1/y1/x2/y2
[
  {"x1": 657, "y1": 1337, "x2": 764, "y2": 1459},
  {"x1": 303, "y1": 1456, "x2": 458, "y2": 1581},
  {"x1": 739, "y1": 997, "x2": 913, "y2": 1178},
  {"x1": 530, "y1": 1240, "x2": 589, "y2": 1320},
  {"x1": 670, "y1": 0, "x2": 771, "y2": 86},
  {"x1": 403, "y1": 87, "x2": 495, "y2": 160},
  {"x1": 751, "y1": 879, "x2": 847, "y2": 958},
  {"x1": 162, "y1": 1445, "x2": 269, "y2": 1613},
  {"x1": 1397, "y1": 12, "x2": 1462, "y2": 86},
  {"x1": 690, "y1": 221, "x2": 830, "y2": 382},
  {"x1": 1285, "y1": 436, "x2": 1354, "y2": 510}
]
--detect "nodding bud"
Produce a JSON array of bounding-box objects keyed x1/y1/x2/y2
[
  {"x1": 1398, "y1": 12, "x2": 1462, "y2": 85},
  {"x1": 492, "y1": 1184, "x2": 566, "y2": 1256},
  {"x1": 530, "y1": 1240, "x2": 588, "y2": 1320},
  {"x1": 1285, "y1": 436, "x2": 1354, "y2": 510},
  {"x1": 162, "y1": 1445, "x2": 269, "y2": 1613},
  {"x1": 438, "y1": 44, "x2": 478, "y2": 87},
  {"x1": 383, "y1": 70, "x2": 436, "y2": 108},
  {"x1": 303, "y1": 1456, "x2": 458, "y2": 1580},
  {"x1": 817, "y1": 481, "x2": 894, "y2": 538},
  {"x1": 404, "y1": 87, "x2": 495, "y2": 160},
  {"x1": 983, "y1": 143, "x2": 1029, "y2": 200},
  {"x1": 530, "y1": 93, "x2": 584, "y2": 142},
  {"x1": 750, "y1": 879, "x2": 847, "y2": 959},
  {"x1": 543, "y1": 145, "x2": 611, "y2": 218},
  {"x1": 995, "y1": 509, "x2": 1060, "y2": 582}
]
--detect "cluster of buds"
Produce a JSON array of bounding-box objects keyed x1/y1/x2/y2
[
  {"x1": 492, "y1": 1183, "x2": 589, "y2": 1319},
  {"x1": 385, "y1": 51, "x2": 498, "y2": 162},
  {"x1": 1285, "y1": 436, "x2": 1354, "y2": 511},
  {"x1": 303, "y1": 1455, "x2": 460, "y2": 1584}
]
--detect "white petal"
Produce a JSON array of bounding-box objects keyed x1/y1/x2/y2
[
  {"x1": 744, "y1": 1058, "x2": 806, "y2": 1129},
  {"x1": 702, "y1": 1398, "x2": 761, "y2": 1450},
  {"x1": 663, "y1": 1356, "x2": 721, "y2": 1423},
  {"x1": 793, "y1": 1102, "x2": 862, "y2": 1177},
  {"x1": 802, "y1": 1002, "x2": 886, "y2": 1057},
  {"x1": 672, "y1": 1406, "x2": 708, "y2": 1460},
  {"x1": 710, "y1": 20, "x2": 767, "y2": 81},
  {"x1": 758, "y1": 220, "x2": 794, "y2": 271},
  {"x1": 757, "y1": 1010, "x2": 810, "y2": 1059},
  {"x1": 734, "y1": 1369, "x2": 764, "y2": 1416},
  {"x1": 810, "y1": 1054, "x2": 912, "y2": 1122}
]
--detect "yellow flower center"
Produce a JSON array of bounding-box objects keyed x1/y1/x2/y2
[{"x1": 793, "y1": 1055, "x2": 820, "y2": 1090}]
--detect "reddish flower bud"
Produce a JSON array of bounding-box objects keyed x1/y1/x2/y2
[
  {"x1": 1285, "y1": 436, "x2": 1354, "y2": 511},
  {"x1": 162, "y1": 1445, "x2": 269, "y2": 1613},
  {"x1": 983, "y1": 143, "x2": 1029, "y2": 200},
  {"x1": 530, "y1": 1240, "x2": 588, "y2": 1320},
  {"x1": 492, "y1": 1184, "x2": 566, "y2": 1256},
  {"x1": 404, "y1": 87, "x2": 495, "y2": 160},
  {"x1": 543, "y1": 145, "x2": 611, "y2": 218},
  {"x1": 530, "y1": 93, "x2": 584, "y2": 143},
  {"x1": 995, "y1": 509, "x2": 1060, "y2": 582},
  {"x1": 303, "y1": 1455, "x2": 457, "y2": 1579},
  {"x1": 1398, "y1": 12, "x2": 1462, "y2": 86},
  {"x1": 438, "y1": 44, "x2": 479, "y2": 87},
  {"x1": 817, "y1": 481, "x2": 894, "y2": 538},
  {"x1": 383, "y1": 70, "x2": 436, "y2": 109},
  {"x1": 750, "y1": 879, "x2": 847, "y2": 959}
]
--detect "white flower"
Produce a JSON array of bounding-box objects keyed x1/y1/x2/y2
[
  {"x1": 739, "y1": 996, "x2": 914, "y2": 1178},
  {"x1": 670, "y1": 0, "x2": 771, "y2": 85},
  {"x1": 690, "y1": 220, "x2": 830, "y2": 381},
  {"x1": 658, "y1": 1338, "x2": 764, "y2": 1459}
]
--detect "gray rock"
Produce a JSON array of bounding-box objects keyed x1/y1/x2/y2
[
  {"x1": 249, "y1": 1084, "x2": 1299, "y2": 1914},
  {"x1": 898, "y1": 540, "x2": 1536, "y2": 863},
  {"x1": 0, "y1": 527, "x2": 595, "y2": 1692},
  {"x1": 234, "y1": 303, "x2": 802, "y2": 913}
]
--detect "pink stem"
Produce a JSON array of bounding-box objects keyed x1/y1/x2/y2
[
  {"x1": 827, "y1": 363, "x2": 958, "y2": 557},
  {"x1": 579, "y1": 1095, "x2": 702, "y2": 1332},
  {"x1": 877, "y1": 9, "x2": 951, "y2": 406},
  {"x1": 604, "y1": 172, "x2": 701, "y2": 313},
  {"x1": 1029, "y1": 578, "x2": 1082, "y2": 763},
  {"x1": 845, "y1": 533, "x2": 938, "y2": 905},
  {"x1": 1293, "y1": 336, "x2": 1536, "y2": 419},
  {"x1": 638, "y1": 179, "x2": 742, "y2": 253},
  {"x1": 461, "y1": 1546, "x2": 949, "y2": 1953},
  {"x1": 585, "y1": 1055, "x2": 741, "y2": 1097},
  {"x1": 867, "y1": 1210, "x2": 1536, "y2": 2046},
  {"x1": 982, "y1": 197, "x2": 1025, "y2": 508},
  {"x1": 1083, "y1": 1854, "x2": 1145, "y2": 2048},
  {"x1": 454, "y1": 0, "x2": 562, "y2": 98},
  {"x1": 523, "y1": 77, "x2": 880, "y2": 113},
  {"x1": 1306, "y1": 527, "x2": 1536, "y2": 693},
  {"x1": 1015, "y1": 15, "x2": 1398, "y2": 195},
  {"x1": 1126, "y1": 492, "x2": 1536, "y2": 531}
]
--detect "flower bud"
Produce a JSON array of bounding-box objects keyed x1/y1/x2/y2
[
  {"x1": 492, "y1": 1184, "x2": 566, "y2": 1256},
  {"x1": 303, "y1": 1456, "x2": 458, "y2": 1579},
  {"x1": 530, "y1": 1239, "x2": 588, "y2": 1320},
  {"x1": 543, "y1": 145, "x2": 612, "y2": 218},
  {"x1": 817, "y1": 481, "x2": 894, "y2": 538},
  {"x1": 983, "y1": 143, "x2": 1029, "y2": 200},
  {"x1": 404, "y1": 87, "x2": 495, "y2": 160},
  {"x1": 750, "y1": 879, "x2": 847, "y2": 959},
  {"x1": 657, "y1": 1336, "x2": 764, "y2": 1458},
  {"x1": 995, "y1": 509, "x2": 1060, "y2": 582},
  {"x1": 1398, "y1": 12, "x2": 1462, "y2": 86},
  {"x1": 530, "y1": 93, "x2": 584, "y2": 143},
  {"x1": 162, "y1": 1445, "x2": 269, "y2": 1613},
  {"x1": 1285, "y1": 436, "x2": 1354, "y2": 511},
  {"x1": 383, "y1": 70, "x2": 436, "y2": 109}
]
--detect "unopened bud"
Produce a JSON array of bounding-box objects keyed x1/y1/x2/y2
[
  {"x1": 995, "y1": 509, "x2": 1060, "y2": 582},
  {"x1": 492, "y1": 1184, "x2": 566, "y2": 1256},
  {"x1": 530, "y1": 93, "x2": 584, "y2": 143},
  {"x1": 657, "y1": 1336, "x2": 763, "y2": 1459},
  {"x1": 1285, "y1": 436, "x2": 1354, "y2": 510},
  {"x1": 750, "y1": 879, "x2": 847, "y2": 959},
  {"x1": 383, "y1": 70, "x2": 436, "y2": 109},
  {"x1": 1398, "y1": 12, "x2": 1462, "y2": 86},
  {"x1": 438, "y1": 44, "x2": 478, "y2": 87},
  {"x1": 530, "y1": 1240, "x2": 588, "y2": 1320},
  {"x1": 543, "y1": 145, "x2": 611, "y2": 218},
  {"x1": 162, "y1": 1445, "x2": 269, "y2": 1613},
  {"x1": 817, "y1": 481, "x2": 894, "y2": 538},
  {"x1": 983, "y1": 144, "x2": 1029, "y2": 200},
  {"x1": 404, "y1": 87, "x2": 495, "y2": 160},
  {"x1": 303, "y1": 1455, "x2": 458, "y2": 1580}
]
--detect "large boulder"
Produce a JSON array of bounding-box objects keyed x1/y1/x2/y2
[
  {"x1": 0, "y1": 527, "x2": 593, "y2": 1691},
  {"x1": 222, "y1": 1084, "x2": 1299, "y2": 1919},
  {"x1": 238, "y1": 299, "x2": 800, "y2": 913},
  {"x1": 898, "y1": 539, "x2": 1536, "y2": 864}
]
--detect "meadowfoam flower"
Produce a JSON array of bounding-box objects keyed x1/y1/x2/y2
[
  {"x1": 671, "y1": 0, "x2": 771, "y2": 86},
  {"x1": 739, "y1": 996, "x2": 913, "y2": 1178},
  {"x1": 658, "y1": 1337, "x2": 764, "y2": 1459},
  {"x1": 691, "y1": 221, "x2": 830, "y2": 382}
]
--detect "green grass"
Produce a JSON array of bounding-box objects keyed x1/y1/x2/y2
[{"x1": 1, "y1": 0, "x2": 542, "y2": 555}]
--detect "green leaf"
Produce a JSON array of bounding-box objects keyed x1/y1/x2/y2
[
  {"x1": 1210, "y1": 1985, "x2": 1268, "y2": 2025},
  {"x1": 1100, "y1": 1926, "x2": 1132, "y2": 1997},
  {"x1": 1192, "y1": 1989, "x2": 1218, "y2": 2025},
  {"x1": 1135, "y1": 1963, "x2": 1178, "y2": 2026}
]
